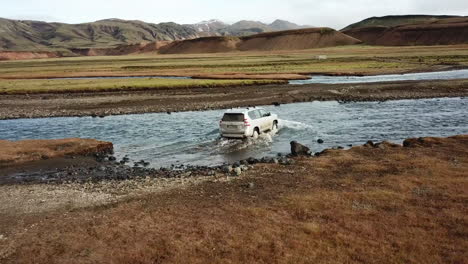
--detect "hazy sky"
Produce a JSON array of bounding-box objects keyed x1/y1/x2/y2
[{"x1": 2, "y1": 0, "x2": 468, "y2": 29}]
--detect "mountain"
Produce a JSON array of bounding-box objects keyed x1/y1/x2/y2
[
  {"x1": 341, "y1": 15, "x2": 460, "y2": 31},
  {"x1": 0, "y1": 18, "x2": 199, "y2": 51},
  {"x1": 189, "y1": 19, "x2": 229, "y2": 34},
  {"x1": 188, "y1": 19, "x2": 311, "y2": 36},
  {"x1": 218, "y1": 20, "x2": 271, "y2": 36},
  {"x1": 269, "y1": 19, "x2": 307, "y2": 31},
  {"x1": 342, "y1": 17, "x2": 468, "y2": 46},
  {"x1": 0, "y1": 17, "x2": 313, "y2": 52}
]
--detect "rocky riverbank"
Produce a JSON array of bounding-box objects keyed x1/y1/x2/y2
[
  {"x1": 0, "y1": 146, "x2": 296, "y2": 185},
  {"x1": 1, "y1": 78, "x2": 467, "y2": 120}
]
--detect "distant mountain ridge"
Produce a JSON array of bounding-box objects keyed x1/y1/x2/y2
[
  {"x1": 0, "y1": 17, "x2": 311, "y2": 52},
  {"x1": 188, "y1": 19, "x2": 311, "y2": 36}
]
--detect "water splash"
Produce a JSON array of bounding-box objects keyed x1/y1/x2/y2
[{"x1": 279, "y1": 119, "x2": 315, "y2": 131}]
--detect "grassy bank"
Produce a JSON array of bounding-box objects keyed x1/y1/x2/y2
[
  {"x1": 0, "y1": 138, "x2": 113, "y2": 167},
  {"x1": 0, "y1": 78, "x2": 285, "y2": 94},
  {"x1": 1, "y1": 135, "x2": 467, "y2": 263},
  {"x1": 1, "y1": 45, "x2": 468, "y2": 80}
]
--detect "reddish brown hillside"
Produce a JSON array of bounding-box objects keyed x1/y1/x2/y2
[
  {"x1": 71, "y1": 41, "x2": 171, "y2": 56},
  {"x1": 238, "y1": 28, "x2": 361, "y2": 51},
  {"x1": 159, "y1": 28, "x2": 361, "y2": 54},
  {"x1": 343, "y1": 17, "x2": 468, "y2": 46},
  {"x1": 158, "y1": 36, "x2": 241, "y2": 54}
]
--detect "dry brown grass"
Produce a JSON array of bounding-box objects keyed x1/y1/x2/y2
[
  {"x1": 0, "y1": 138, "x2": 112, "y2": 167},
  {"x1": 2, "y1": 135, "x2": 468, "y2": 263}
]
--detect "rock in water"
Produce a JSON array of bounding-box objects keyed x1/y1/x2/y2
[{"x1": 290, "y1": 141, "x2": 311, "y2": 156}]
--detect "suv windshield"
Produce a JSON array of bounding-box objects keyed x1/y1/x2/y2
[{"x1": 222, "y1": 113, "x2": 244, "y2": 122}]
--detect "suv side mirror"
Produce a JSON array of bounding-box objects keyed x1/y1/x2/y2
[{"x1": 265, "y1": 112, "x2": 271, "y2": 117}]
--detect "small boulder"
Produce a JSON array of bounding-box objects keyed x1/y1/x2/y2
[
  {"x1": 317, "y1": 139, "x2": 324, "y2": 144},
  {"x1": 247, "y1": 157, "x2": 258, "y2": 164},
  {"x1": 222, "y1": 165, "x2": 233, "y2": 174},
  {"x1": 240, "y1": 160, "x2": 249, "y2": 166},
  {"x1": 290, "y1": 141, "x2": 311, "y2": 156},
  {"x1": 240, "y1": 165, "x2": 249, "y2": 171},
  {"x1": 233, "y1": 167, "x2": 242, "y2": 176}
]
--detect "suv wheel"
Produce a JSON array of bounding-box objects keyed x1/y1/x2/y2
[
  {"x1": 252, "y1": 129, "x2": 260, "y2": 139},
  {"x1": 272, "y1": 121, "x2": 278, "y2": 131}
]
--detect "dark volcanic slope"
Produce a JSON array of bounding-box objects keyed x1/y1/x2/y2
[
  {"x1": 343, "y1": 17, "x2": 468, "y2": 46},
  {"x1": 341, "y1": 15, "x2": 460, "y2": 31},
  {"x1": 0, "y1": 18, "x2": 199, "y2": 51}
]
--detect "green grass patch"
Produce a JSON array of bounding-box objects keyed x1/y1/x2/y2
[
  {"x1": 1, "y1": 45, "x2": 468, "y2": 79},
  {"x1": 0, "y1": 78, "x2": 286, "y2": 94}
]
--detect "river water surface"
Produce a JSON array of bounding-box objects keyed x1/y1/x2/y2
[
  {"x1": 1, "y1": 97, "x2": 467, "y2": 168},
  {"x1": 290, "y1": 69, "x2": 468, "y2": 84}
]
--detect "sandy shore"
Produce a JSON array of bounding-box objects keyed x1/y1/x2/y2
[
  {"x1": 1, "y1": 78, "x2": 467, "y2": 120},
  {"x1": 0, "y1": 134, "x2": 467, "y2": 263}
]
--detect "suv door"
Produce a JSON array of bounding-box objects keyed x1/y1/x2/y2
[
  {"x1": 258, "y1": 109, "x2": 272, "y2": 131},
  {"x1": 248, "y1": 110, "x2": 261, "y2": 131}
]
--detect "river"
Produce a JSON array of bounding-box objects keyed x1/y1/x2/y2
[{"x1": 1, "y1": 97, "x2": 467, "y2": 168}]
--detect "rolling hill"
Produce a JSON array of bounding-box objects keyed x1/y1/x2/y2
[
  {"x1": 159, "y1": 28, "x2": 361, "y2": 54},
  {"x1": 342, "y1": 16, "x2": 468, "y2": 46},
  {"x1": 341, "y1": 15, "x2": 460, "y2": 31}
]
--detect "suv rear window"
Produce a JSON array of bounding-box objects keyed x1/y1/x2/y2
[{"x1": 222, "y1": 113, "x2": 244, "y2": 122}]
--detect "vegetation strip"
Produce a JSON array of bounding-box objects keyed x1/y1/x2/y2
[{"x1": 0, "y1": 78, "x2": 286, "y2": 94}]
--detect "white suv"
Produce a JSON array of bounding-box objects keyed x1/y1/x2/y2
[{"x1": 219, "y1": 108, "x2": 279, "y2": 139}]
